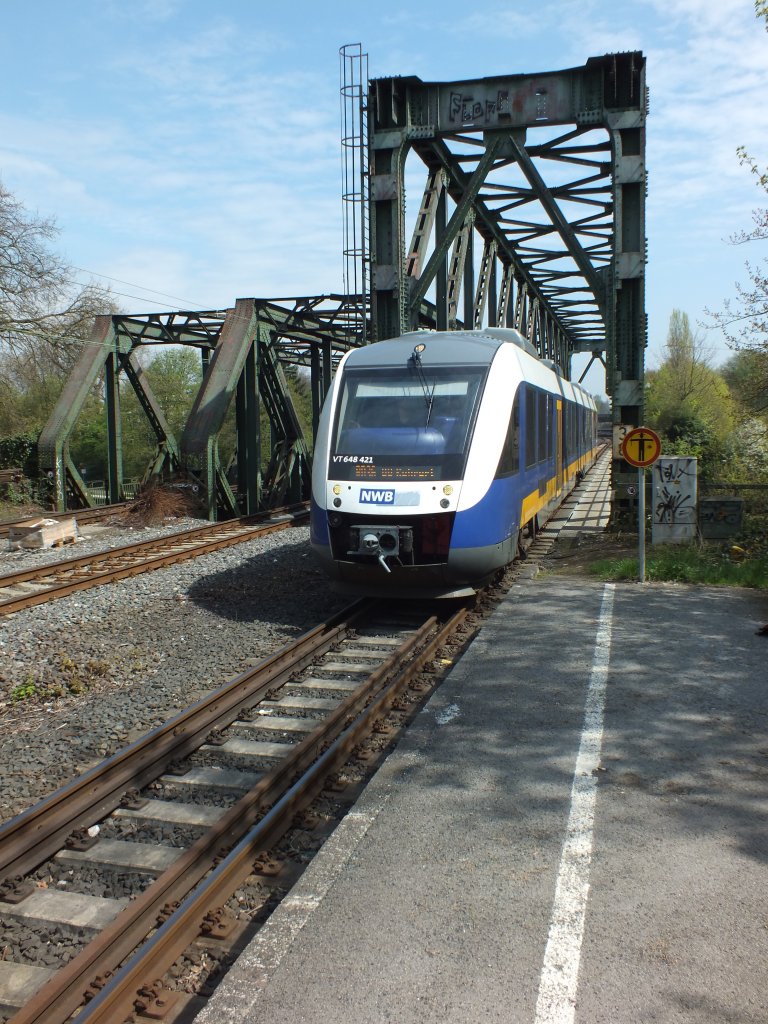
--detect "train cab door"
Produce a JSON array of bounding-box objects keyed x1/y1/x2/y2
[{"x1": 555, "y1": 399, "x2": 563, "y2": 492}]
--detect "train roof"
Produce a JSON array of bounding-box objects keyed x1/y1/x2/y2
[
  {"x1": 340, "y1": 329, "x2": 597, "y2": 408},
  {"x1": 343, "y1": 328, "x2": 536, "y2": 368}
]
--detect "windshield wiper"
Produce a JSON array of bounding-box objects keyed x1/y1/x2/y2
[{"x1": 408, "y1": 344, "x2": 435, "y2": 426}]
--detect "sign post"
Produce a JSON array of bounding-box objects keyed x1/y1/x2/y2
[{"x1": 620, "y1": 426, "x2": 662, "y2": 583}]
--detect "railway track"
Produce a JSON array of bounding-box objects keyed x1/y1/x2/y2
[
  {"x1": 0, "y1": 451, "x2": 611, "y2": 1022},
  {"x1": 0, "y1": 597, "x2": 477, "y2": 1024},
  {"x1": 0, "y1": 504, "x2": 133, "y2": 541},
  {"x1": 0, "y1": 506, "x2": 309, "y2": 616}
]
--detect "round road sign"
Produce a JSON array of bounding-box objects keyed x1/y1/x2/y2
[{"x1": 621, "y1": 426, "x2": 662, "y2": 468}]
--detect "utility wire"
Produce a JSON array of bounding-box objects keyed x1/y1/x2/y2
[{"x1": 70, "y1": 265, "x2": 213, "y2": 310}]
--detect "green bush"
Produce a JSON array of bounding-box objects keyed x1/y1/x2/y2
[{"x1": 0, "y1": 433, "x2": 38, "y2": 476}]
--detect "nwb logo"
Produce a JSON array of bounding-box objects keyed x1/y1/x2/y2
[{"x1": 359, "y1": 489, "x2": 395, "y2": 504}]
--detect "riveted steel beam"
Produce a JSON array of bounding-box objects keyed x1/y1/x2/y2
[
  {"x1": 473, "y1": 238, "x2": 498, "y2": 328},
  {"x1": 368, "y1": 53, "x2": 647, "y2": 504},
  {"x1": 38, "y1": 296, "x2": 361, "y2": 518},
  {"x1": 368, "y1": 55, "x2": 645, "y2": 357},
  {"x1": 38, "y1": 316, "x2": 116, "y2": 511}
]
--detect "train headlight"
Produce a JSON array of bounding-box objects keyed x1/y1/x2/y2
[
  {"x1": 442, "y1": 485, "x2": 453, "y2": 496},
  {"x1": 440, "y1": 498, "x2": 450, "y2": 509},
  {"x1": 332, "y1": 484, "x2": 341, "y2": 495},
  {"x1": 333, "y1": 498, "x2": 342, "y2": 508}
]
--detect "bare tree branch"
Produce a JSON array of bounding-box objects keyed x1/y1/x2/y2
[{"x1": 0, "y1": 180, "x2": 117, "y2": 375}]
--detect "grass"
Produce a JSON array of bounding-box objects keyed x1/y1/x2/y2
[
  {"x1": 590, "y1": 542, "x2": 768, "y2": 589},
  {"x1": 0, "y1": 497, "x2": 45, "y2": 520}
]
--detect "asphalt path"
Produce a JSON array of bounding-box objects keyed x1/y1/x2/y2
[{"x1": 196, "y1": 576, "x2": 768, "y2": 1024}]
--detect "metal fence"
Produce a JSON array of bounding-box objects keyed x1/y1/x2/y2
[
  {"x1": 86, "y1": 480, "x2": 140, "y2": 505},
  {"x1": 700, "y1": 482, "x2": 768, "y2": 515}
]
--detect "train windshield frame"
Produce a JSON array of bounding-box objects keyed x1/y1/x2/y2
[{"x1": 329, "y1": 365, "x2": 487, "y2": 482}]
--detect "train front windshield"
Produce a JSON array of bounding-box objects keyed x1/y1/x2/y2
[{"x1": 330, "y1": 366, "x2": 486, "y2": 481}]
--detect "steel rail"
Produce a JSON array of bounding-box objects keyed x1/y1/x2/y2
[
  {"x1": 0, "y1": 597, "x2": 371, "y2": 880},
  {"x1": 0, "y1": 505, "x2": 309, "y2": 616},
  {"x1": 75, "y1": 605, "x2": 472, "y2": 1024},
  {"x1": 11, "y1": 606, "x2": 467, "y2": 1024},
  {"x1": 0, "y1": 503, "x2": 133, "y2": 539}
]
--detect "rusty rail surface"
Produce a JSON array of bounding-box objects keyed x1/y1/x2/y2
[
  {"x1": 3, "y1": 599, "x2": 471, "y2": 1024},
  {"x1": 0, "y1": 504, "x2": 309, "y2": 615},
  {"x1": 0, "y1": 595, "x2": 368, "y2": 880},
  {"x1": 2, "y1": 455, "x2": 611, "y2": 1023}
]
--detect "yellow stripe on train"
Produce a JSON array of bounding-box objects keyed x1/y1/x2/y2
[{"x1": 520, "y1": 447, "x2": 599, "y2": 526}]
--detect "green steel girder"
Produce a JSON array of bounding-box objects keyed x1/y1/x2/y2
[
  {"x1": 178, "y1": 298, "x2": 343, "y2": 518},
  {"x1": 368, "y1": 52, "x2": 647, "y2": 498},
  {"x1": 112, "y1": 310, "x2": 225, "y2": 349},
  {"x1": 407, "y1": 133, "x2": 508, "y2": 315},
  {"x1": 119, "y1": 353, "x2": 181, "y2": 479},
  {"x1": 104, "y1": 350, "x2": 124, "y2": 504},
  {"x1": 408, "y1": 136, "x2": 578, "y2": 353},
  {"x1": 446, "y1": 215, "x2": 473, "y2": 329},
  {"x1": 405, "y1": 167, "x2": 446, "y2": 279},
  {"x1": 473, "y1": 238, "x2": 499, "y2": 329},
  {"x1": 180, "y1": 299, "x2": 263, "y2": 519},
  {"x1": 257, "y1": 339, "x2": 311, "y2": 506},
  {"x1": 38, "y1": 317, "x2": 187, "y2": 510},
  {"x1": 38, "y1": 295, "x2": 361, "y2": 518},
  {"x1": 368, "y1": 54, "x2": 646, "y2": 361},
  {"x1": 38, "y1": 315, "x2": 117, "y2": 511}
]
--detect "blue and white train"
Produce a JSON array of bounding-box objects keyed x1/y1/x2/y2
[{"x1": 310, "y1": 328, "x2": 598, "y2": 597}]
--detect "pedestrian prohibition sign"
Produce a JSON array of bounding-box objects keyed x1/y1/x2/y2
[{"x1": 621, "y1": 426, "x2": 662, "y2": 468}]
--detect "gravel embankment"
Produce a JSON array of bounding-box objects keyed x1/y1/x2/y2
[{"x1": 0, "y1": 517, "x2": 347, "y2": 824}]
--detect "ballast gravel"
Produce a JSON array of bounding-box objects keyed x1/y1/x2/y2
[{"x1": 0, "y1": 516, "x2": 347, "y2": 824}]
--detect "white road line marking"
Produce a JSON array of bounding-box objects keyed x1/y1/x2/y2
[
  {"x1": 193, "y1": 795, "x2": 390, "y2": 1023},
  {"x1": 534, "y1": 582, "x2": 615, "y2": 1024}
]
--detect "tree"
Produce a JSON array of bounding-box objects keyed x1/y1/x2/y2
[
  {"x1": 647, "y1": 310, "x2": 735, "y2": 437},
  {"x1": 721, "y1": 348, "x2": 768, "y2": 415},
  {"x1": 0, "y1": 180, "x2": 115, "y2": 376},
  {"x1": 646, "y1": 310, "x2": 737, "y2": 478},
  {"x1": 708, "y1": 3, "x2": 768, "y2": 372},
  {"x1": 116, "y1": 347, "x2": 205, "y2": 478},
  {"x1": 143, "y1": 347, "x2": 202, "y2": 437}
]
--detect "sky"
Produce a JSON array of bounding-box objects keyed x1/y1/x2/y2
[{"x1": 1, "y1": 0, "x2": 767, "y2": 398}]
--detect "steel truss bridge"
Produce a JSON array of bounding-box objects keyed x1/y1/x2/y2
[{"x1": 39, "y1": 52, "x2": 646, "y2": 518}]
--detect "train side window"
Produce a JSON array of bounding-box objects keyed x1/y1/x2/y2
[
  {"x1": 495, "y1": 389, "x2": 520, "y2": 478},
  {"x1": 565, "y1": 403, "x2": 572, "y2": 461},
  {"x1": 537, "y1": 391, "x2": 548, "y2": 463},
  {"x1": 525, "y1": 387, "x2": 537, "y2": 469}
]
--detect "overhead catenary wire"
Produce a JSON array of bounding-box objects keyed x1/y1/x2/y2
[{"x1": 69, "y1": 265, "x2": 217, "y2": 312}]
